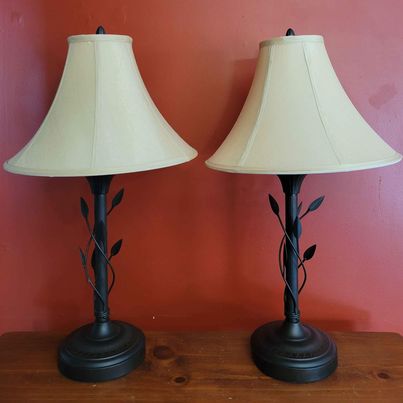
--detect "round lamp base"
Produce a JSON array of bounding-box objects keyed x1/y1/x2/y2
[
  {"x1": 251, "y1": 320, "x2": 337, "y2": 383},
  {"x1": 58, "y1": 321, "x2": 145, "y2": 382}
]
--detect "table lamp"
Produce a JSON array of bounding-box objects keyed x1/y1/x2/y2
[
  {"x1": 4, "y1": 27, "x2": 197, "y2": 382},
  {"x1": 206, "y1": 29, "x2": 401, "y2": 383}
]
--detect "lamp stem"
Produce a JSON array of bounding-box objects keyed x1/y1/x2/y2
[
  {"x1": 278, "y1": 175, "x2": 306, "y2": 324},
  {"x1": 87, "y1": 175, "x2": 114, "y2": 338},
  {"x1": 251, "y1": 174, "x2": 337, "y2": 382},
  {"x1": 58, "y1": 174, "x2": 145, "y2": 382}
]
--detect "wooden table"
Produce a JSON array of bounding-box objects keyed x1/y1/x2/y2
[{"x1": 0, "y1": 331, "x2": 402, "y2": 402}]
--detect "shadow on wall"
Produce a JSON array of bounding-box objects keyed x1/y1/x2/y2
[{"x1": 202, "y1": 57, "x2": 257, "y2": 156}]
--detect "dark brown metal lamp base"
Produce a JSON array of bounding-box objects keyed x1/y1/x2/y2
[
  {"x1": 251, "y1": 320, "x2": 337, "y2": 383},
  {"x1": 58, "y1": 320, "x2": 145, "y2": 382}
]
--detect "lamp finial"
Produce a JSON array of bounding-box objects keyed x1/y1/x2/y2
[
  {"x1": 96, "y1": 26, "x2": 106, "y2": 34},
  {"x1": 286, "y1": 28, "x2": 295, "y2": 36}
]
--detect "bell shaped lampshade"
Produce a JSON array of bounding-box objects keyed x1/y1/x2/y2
[
  {"x1": 206, "y1": 35, "x2": 401, "y2": 173},
  {"x1": 4, "y1": 34, "x2": 197, "y2": 177}
]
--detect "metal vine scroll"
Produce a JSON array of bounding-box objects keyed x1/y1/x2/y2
[
  {"x1": 78, "y1": 189, "x2": 124, "y2": 310},
  {"x1": 268, "y1": 193, "x2": 324, "y2": 313}
]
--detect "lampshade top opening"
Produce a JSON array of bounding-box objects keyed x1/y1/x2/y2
[
  {"x1": 68, "y1": 34, "x2": 132, "y2": 44},
  {"x1": 260, "y1": 35, "x2": 324, "y2": 48}
]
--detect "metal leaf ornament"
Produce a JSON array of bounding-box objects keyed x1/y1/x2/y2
[
  {"x1": 79, "y1": 248, "x2": 87, "y2": 266},
  {"x1": 270, "y1": 190, "x2": 324, "y2": 300},
  {"x1": 108, "y1": 188, "x2": 124, "y2": 215},
  {"x1": 301, "y1": 196, "x2": 325, "y2": 219},
  {"x1": 110, "y1": 239, "x2": 123, "y2": 258},
  {"x1": 91, "y1": 249, "x2": 96, "y2": 269},
  {"x1": 269, "y1": 194, "x2": 280, "y2": 216},
  {"x1": 303, "y1": 244, "x2": 317, "y2": 261},
  {"x1": 79, "y1": 188, "x2": 124, "y2": 300},
  {"x1": 308, "y1": 196, "x2": 325, "y2": 212},
  {"x1": 80, "y1": 197, "x2": 89, "y2": 220},
  {"x1": 79, "y1": 246, "x2": 105, "y2": 309}
]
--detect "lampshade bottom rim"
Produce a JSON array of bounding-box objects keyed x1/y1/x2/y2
[
  {"x1": 3, "y1": 151, "x2": 198, "y2": 177},
  {"x1": 205, "y1": 154, "x2": 402, "y2": 175}
]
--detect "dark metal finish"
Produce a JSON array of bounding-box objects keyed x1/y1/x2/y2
[
  {"x1": 96, "y1": 26, "x2": 106, "y2": 34},
  {"x1": 58, "y1": 175, "x2": 145, "y2": 382},
  {"x1": 251, "y1": 321, "x2": 337, "y2": 383},
  {"x1": 88, "y1": 175, "x2": 113, "y2": 338},
  {"x1": 286, "y1": 28, "x2": 295, "y2": 36},
  {"x1": 279, "y1": 175, "x2": 305, "y2": 324},
  {"x1": 58, "y1": 321, "x2": 145, "y2": 382},
  {"x1": 250, "y1": 174, "x2": 337, "y2": 383}
]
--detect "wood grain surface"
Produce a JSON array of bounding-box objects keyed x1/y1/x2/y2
[{"x1": 0, "y1": 331, "x2": 402, "y2": 402}]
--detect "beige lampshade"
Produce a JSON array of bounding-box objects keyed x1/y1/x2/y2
[
  {"x1": 4, "y1": 34, "x2": 197, "y2": 177},
  {"x1": 206, "y1": 35, "x2": 401, "y2": 174}
]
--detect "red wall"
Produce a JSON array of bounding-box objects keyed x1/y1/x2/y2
[{"x1": 1, "y1": 0, "x2": 402, "y2": 335}]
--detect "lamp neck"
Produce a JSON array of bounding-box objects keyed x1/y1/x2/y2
[
  {"x1": 87, "y1": 175, "x2": 113, "y2": 194},
  {"x1": 278, "y1": 174, "x2": 306, "y2": 195}
]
